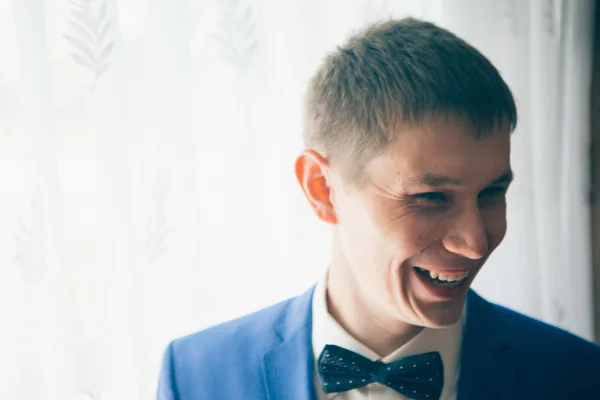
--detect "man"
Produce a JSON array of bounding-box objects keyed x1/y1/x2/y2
[{"x1": 157, "y1": 18, "x2": 600, "y2": 399}]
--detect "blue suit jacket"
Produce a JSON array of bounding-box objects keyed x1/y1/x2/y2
[{"x1": 157, "y1": 287, "x2": 600, "y2": 399}]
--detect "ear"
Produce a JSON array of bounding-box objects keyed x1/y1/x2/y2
[{"x1": 294, "y1": 149, "x2": 338, "y2": 224}]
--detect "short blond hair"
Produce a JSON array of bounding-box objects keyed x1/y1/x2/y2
[{"x1": 303, "y1": 18, "x2": 517, "y2": 184}]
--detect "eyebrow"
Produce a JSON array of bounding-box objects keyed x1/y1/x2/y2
[
  {"x1": 405, "y1": 169, "x2": 514, "y2": 188},
  {"x1": 491, "y1": 170, "x2": 514, "y2": 185},
  {"x1": 412, "y1": 173, "x2": 461, "y2": 187}
]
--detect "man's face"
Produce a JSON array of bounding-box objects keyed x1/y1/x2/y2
[{"x1": 328, "y1": 117, "x2": 512, "y2": 328}]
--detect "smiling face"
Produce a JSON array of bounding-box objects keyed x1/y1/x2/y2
[
  {"x1": 334, "y1": 117, "x2": 511, "y2": 328},
  {"x1": 299, "y1": 116, "x2": 512, "y2": 333}
]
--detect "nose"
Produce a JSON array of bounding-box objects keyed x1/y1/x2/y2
[{"x1": 441, "y1": 205, "x2": 489, "y2": 260}]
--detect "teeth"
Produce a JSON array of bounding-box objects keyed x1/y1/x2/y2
[
  {"x1": 435, "y1": 271, "x2": 469, "y2": 282},
  {"x1": 417, "y1": 267, "x2": 470, "y2": 282}
]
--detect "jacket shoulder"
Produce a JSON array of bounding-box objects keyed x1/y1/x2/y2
[
  {"x1": 173, "y1": 294, "x2": 295, "y2": 364},
  {"x1": 158, "y1": 292, "x2": 305, "y2": 399},
  {"x1": 486, "y1": 299, "x2": 600, "y2": 388},
  {"x1": 465, "y1": 294, "x2": 600, "y2": 398},
  {"x1": 491, "y1": 301, "x2": 600, "y2": 356}
]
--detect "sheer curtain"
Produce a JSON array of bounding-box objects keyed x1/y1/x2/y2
[{"x1": 0, "y1": 0, "x2": 595, "y2": 398}]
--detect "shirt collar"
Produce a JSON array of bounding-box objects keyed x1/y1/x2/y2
[{"x1": 311, "y1": 272, "x2": 465, "y2": 398}]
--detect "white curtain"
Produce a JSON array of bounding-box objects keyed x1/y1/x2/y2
[{"x1": 1, "y1": 0, "x2": 595, "y2": 398}]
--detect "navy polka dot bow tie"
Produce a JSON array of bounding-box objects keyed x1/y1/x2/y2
[{"x1": 317, "y1": 344, "x2": 444, "y2": 400}]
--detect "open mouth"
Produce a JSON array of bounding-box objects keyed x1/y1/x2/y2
[{"x1": 413, "y1": 266, "x2": 470, "y2": 288}]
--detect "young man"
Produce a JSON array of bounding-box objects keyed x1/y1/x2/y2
[{"x1": 157, "y1": 18, "x2": 600, "y2": 400}]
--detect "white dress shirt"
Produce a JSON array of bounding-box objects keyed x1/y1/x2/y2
[{"x1": 312, "y1": 274, "x2": 465, "y2": 400}]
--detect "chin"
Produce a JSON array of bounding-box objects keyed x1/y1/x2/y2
[{"x1": 420, "y1": 300, "x2": 466, "y2": 328}]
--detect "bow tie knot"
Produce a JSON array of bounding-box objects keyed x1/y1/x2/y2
[
  {"x1": 369, "y1": 360, "x2": 391, "y2": 382},
  {"x1": 318, "y1": 344, "x2": 444, "y2": 400}
]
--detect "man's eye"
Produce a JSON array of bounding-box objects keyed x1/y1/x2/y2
[
  {"x1": 479, "y1": 187, "x2": 507, "y2": 198},
  {"x1": 478, "y1": 187, "x2": 508, "y2": 207},
  {"x1": 413, "y1": 192, "x2": 447, "y2": 203}
]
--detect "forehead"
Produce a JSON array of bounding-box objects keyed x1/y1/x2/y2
[{"x1": 367, "y1": 117, "x2": 511, "y2": 187}]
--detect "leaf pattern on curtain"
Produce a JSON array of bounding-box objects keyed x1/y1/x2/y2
[
  {"x1": 543, "y1": 0, "x2": 563, "y2": 37},
  {"x1": 15, "y1": 188, "x2": 45, "y2": 283},
  {"x1": 145, "y1": 170, "x2": 175, "y2": 264},
  {"x1": 64, "y1": 0, "x2": 115, "y2": 93},
  {"x1": 213, "y1": 0, "x2": 258, "y2": 73}
]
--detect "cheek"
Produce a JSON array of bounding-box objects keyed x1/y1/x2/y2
[
  {"x1": 337, "y1": 204, "x2": 388, "y2": 264},
  {"x1": 380, "y1": 211, "x2": 446, "y2": 258},
  {"x1": 483, "y1": 207, "x2": 508, "y2": 248}
]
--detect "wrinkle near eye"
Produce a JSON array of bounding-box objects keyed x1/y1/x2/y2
[{"x1": 378, "y1": 206, "x2": 415, "y2": 231}]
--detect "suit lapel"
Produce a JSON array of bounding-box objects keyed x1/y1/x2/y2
[
  {"x1": 261, "y1": 287, "x2": 518, "y2": 400},
  {"x1": 458, "y1": 290, "x2": 517, "y2": 399},
  {"x1": 263, "y1": 286, "x2": 317, "y2": 400}
]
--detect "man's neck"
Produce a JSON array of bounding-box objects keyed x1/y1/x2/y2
[{"x1": 326, "y1": 264, "x2": 424, "y2": 357}]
